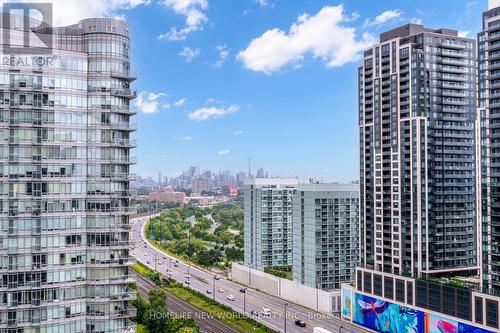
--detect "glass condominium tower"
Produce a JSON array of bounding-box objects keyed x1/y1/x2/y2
[
  {"x1": 359, "y1": 24, "x2": 478, "y2": 278},
  {"x1": 0, "y1": 17, "x2": 136, "y2": 332},
  {"x1": 243, "y1": 178, "x2": 298, "y2": 271}
]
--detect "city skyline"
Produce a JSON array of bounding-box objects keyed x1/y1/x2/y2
[{"x1": 64, "y1": 0, "x2": 484, "y2": 181}]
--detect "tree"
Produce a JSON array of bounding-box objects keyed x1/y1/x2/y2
[
  {"x1": 146, "y1": 270, "x2": 161, "y2": 286},
  {"x1": 144, "y1": 290, "x2": 169, "y2": 333},
  {"x1": 225, "y1": 247, "x2": 243, "y2": 262},
  {"x1": 168, "y1": 318, "x2": 199, "y2": 333},
  {"x1": 131, "y1": 294, "x2": 148, "y2": 323}
]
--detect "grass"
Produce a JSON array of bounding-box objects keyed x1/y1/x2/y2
[{"x1": 132, "y1": 263, "x2": 278, "y2": 333}]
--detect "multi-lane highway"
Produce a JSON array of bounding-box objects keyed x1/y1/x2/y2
[
  {"x1": 133, "y1": 271, "x2": 238, "y2": 333},
  {"x1": 131, "y1": 215, "x2": 363, "y2": 333}
]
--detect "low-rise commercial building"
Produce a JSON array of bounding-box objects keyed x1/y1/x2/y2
[{"x1": 148, "y1": 189, "x2": 186, "y2": 204}]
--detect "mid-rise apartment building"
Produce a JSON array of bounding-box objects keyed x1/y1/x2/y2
[
  {"x1": 359, "y1": 23, "x2": 478, "y2": 278},
  {"x1": 243, "y1": 178, "x2": 297, "y2": 271},
  {"x1": 292, "y1": 183, "x2": 358, "y2": 290},
  {"x1": 0, "y1": 16, "x2": 136, "y2": 332}
]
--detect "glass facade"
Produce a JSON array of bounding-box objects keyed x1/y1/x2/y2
[
  {"x1": 0, "y1": 18, "x2": 136, "y2": 332},
  {"x1": 292, "y1": 184, "x2": 358, "y2": 290},
  {"x1": 243, "y1": 179, "x2": 298, "y2": 271}
]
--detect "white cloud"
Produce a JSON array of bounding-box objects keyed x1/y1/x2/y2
[
  {"x1": 188, "y1": 105, "x2": 239, "y2": 121},
  {"x1": 206, "y1": 97, "x2": 223, "y2": 104},
  {"x1": 237, "y1": 5, "x2": 375, "y2": 74},
  {"x1": 135, "y1": 91, "x2": 167, "y2": 114},
  {"x1": 158, "y1": 0, "x2": 208, "y2": 41},
  {"x1": 411, "y1": 17, "x2": 423, "y2": 25},
  {"x1": 214, "y1": 44, "x2": 230, "y2": 67},
  {"x1": 178, "y1": 47, "x2": 200, "y2": 62},
  {"x1": 364, "y1": 10, "x2": 402, "y2": 27},
  {"x1": 174, "y1": 98, "x2": 187, "y2": 106},
  {"x1": 255, "y1": 0, "x2": 272, "y2": 6},
  {"x1": 18, "y1": 0, "x2": 150, "y2": 26},
  {"x1": 161, "y1": 97, "x2": 186, "y2": 109},
  {"x1": 232, "y1": 130, "x2": 243, "y2": 136},
  {"x1": 458, "y1": 30, "x2": 470, "y2": 38},
  {"x1": 217, "y1": 149, "x2": 230, "y2": 155},
  {"x1": 173, "y1": 135, "x2": 193, "y2": 141}
]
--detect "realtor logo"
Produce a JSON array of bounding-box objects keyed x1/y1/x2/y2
[{"x1": 2, "y1": 2, "x2": 53, "y2": 54}]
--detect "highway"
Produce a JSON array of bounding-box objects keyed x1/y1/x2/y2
[
  {"x1": 133, "y1": 271, "x2": 238, "y2": 333},
  {"x1": 131, "y1": 215, "x2": 363, "y2": 333}
]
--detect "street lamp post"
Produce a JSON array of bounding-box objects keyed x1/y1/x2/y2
[
  {"x1": 212, "y1": 276, "x2": 216, "y2": 301},
  {"x1": 316, "y1": 282, "x2": 319, "y2": 310},
  {"x1": 339, "y1": 325, "x2": 344, "y2": 333},
  {"x1": 283, "y1": 303, "x2": 288, "y2": 333},
  {"x1": 240, "y1": 288, "x2": 247, "y2": 315}
]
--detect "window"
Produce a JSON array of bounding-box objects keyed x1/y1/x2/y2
[{"x1": 486, "y1": 300, "x2": 498, "y2": 329}]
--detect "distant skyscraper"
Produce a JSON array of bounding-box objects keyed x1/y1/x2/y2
[
  {"x1": 0, "y1": 17, "x2": 136, "y2": 332},
  {"x1": 158, "y1": 172, "x2": 162, "y2": 185},
  {"x1": 244, "y1": 178, "x2": 298, "y2": 270},
  {"x1": 479, "y1": 0, "x2": 500, "y2": 294},
  {"x1": 293, "y1": 184, "x2": 359, "y2": 290},
  {"x1": 256, "y1": 167, "x2": 265, "y2": 178},
  {"x1": 359, "y1": 24, "x2": 478, "y2": 278}
]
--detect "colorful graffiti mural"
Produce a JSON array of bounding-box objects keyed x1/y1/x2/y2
[
  {"x1": 343, "y1": 288, "x2": 497, "y2": 333},
  {"x1": 457, "y1": 322, "x2": 496, "y2": 333},
  {"x1": 342, "y1": 288, "x2": 352, "y2": 320},
  {"x1": 353, "y1": 292, "x2": 420, "y2": 332},
  {"x1": 428, "y1": 313, "x2": 458, "y2": 333}
]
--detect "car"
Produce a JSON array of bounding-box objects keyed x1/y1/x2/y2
[
  {"x1": 239, "y1": 288, "x2": 246, "y2": 293},
  {"x1": 158, "y1": 262, "x2": 162, "y2": 265},
  {"x1": 184, "y1": 273, "x2": 191, "y2": 278},
  {"x1": 144, "y1": 253, "x2": 147, "y2": 256},
  {"x1": 146, "y1": 261, "x2": 150, "y2": 264},
  {"x1": 218, "y1": 288, "x2": 224, "y2": 293},
  {"x1": 143, "y1": 245, "x2": 147, "y2": 248},
  {"x1": 214, "y1": 276, "x2": 220, "y2": 280},
  {"x1": 226, "y1": 295, "x2": 235, "y2": 301},
  {"x1": 294, "y1": 320, "x2": 306, "y2": 327},
  {"x1": 185, "y1": 280, "x2": 190, "y2": 284},
  {"x1": 166, "y1": 271, "x2": 172, "y2": 275},
  {"x1": 261, "y1": 308, "x2": 271, "y2": 316},
  {"x1": 173, "y1": 263, "x2": 179, "y2": 267},
  {"x1": 206, "y1": 290, "x2": 212, "y2": 294},
  {"x1": 250, "y1": 310, "x2": 258, "y2": 316}
]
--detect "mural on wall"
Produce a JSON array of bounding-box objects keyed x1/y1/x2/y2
[
  {"x1": 456, "y1": 322, "x2": 496, "y2": 333},
  {"x1": 353, "y1": 292, "x2": 419, "y2": 333},
  {"x1": 342, "y1": 288, "x2": 352, "y2": 320},
  {"x1": 345, "y1": 288, "x2": 497, "y2": 333},
  {"x1": 428, "y1": 313, "x2": 458, "y2": 333}
]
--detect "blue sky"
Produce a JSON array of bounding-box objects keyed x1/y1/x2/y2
[{"x1": 79, "y1": 0, "x2": 485, "y2": 181}]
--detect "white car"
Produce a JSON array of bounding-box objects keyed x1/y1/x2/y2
[
  {"x1": 261, "y1": 308, "x2": 271, "y2": 316},
  {"x1": 227, "y1": 295, "x2": 235, "y2": 301},
  {"x1": 184, "y1": 273, "x2": 191, "y2": 278},
  {"x1": 218, "y1": 288, "x2": 224, "y2": 293}
]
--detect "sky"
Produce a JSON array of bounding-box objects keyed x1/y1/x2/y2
[{"x1": 28, "y1": 0, "x2": 487, "y2": 181}]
